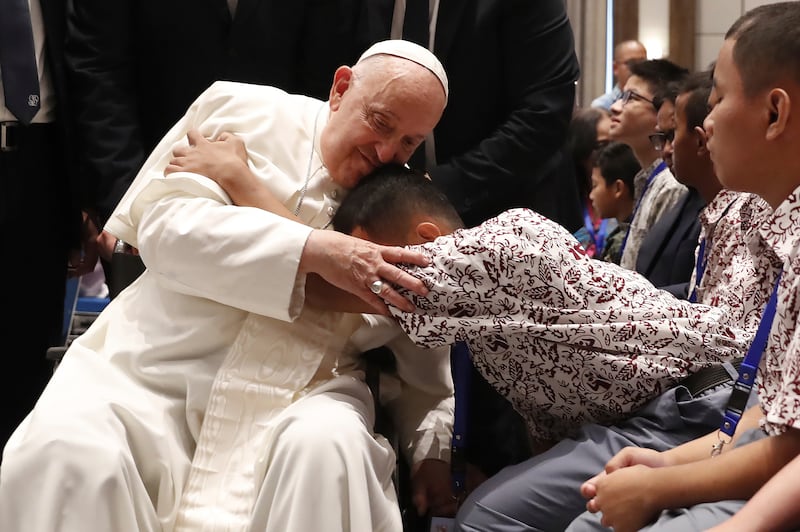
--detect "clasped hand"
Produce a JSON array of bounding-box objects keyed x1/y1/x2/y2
[{"x1": 579, "y1": 447, "x2": 668, "y2": 532}]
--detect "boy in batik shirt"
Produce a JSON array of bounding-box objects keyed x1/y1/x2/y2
[{"x1": 568, "y1": 4, "x2": 800, "y2": 531}]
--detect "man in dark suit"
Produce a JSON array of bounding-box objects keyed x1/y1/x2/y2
[
  {"x1": 359, "y1": 0, "x2": 582, "y2": 230},
  {"x1": 358, "y1": 0, "x2": 583, "y2": 506},
  {"x1": 65, "y1": 0, "x2": 364, "y2": 260},
  {"x1": 635, "y1": 83, "x2": 714, "y2": 298},
  {"x1": 635, "y1": 187, "x2": 703, "y2": 298},
  {"x1": 0, "y1": 0, "x2": 83, "y2": 454}
]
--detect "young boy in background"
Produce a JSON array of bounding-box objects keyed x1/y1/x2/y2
[
  {"x1": 569, "y1": 3, "x2": 800, "y2": 530},
  {"x1": 589, "y1": 142, "x2": 639, "y2": 264}
]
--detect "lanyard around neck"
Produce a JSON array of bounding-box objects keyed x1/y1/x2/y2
[
  {"x1": 711, "y1": 269, "x2": 783, "y2": 456},
  {"x1": 582, "y1": 207, "x2": 610, "y2": 253},
  {"x1": 618, "y1": 160, "x2": 667, "y2": 258},
  {"x1": 688, "y1": 198, "x2": 738, "y2": 303}
]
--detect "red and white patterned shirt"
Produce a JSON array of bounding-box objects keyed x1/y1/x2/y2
[
  {"x1": 692, "y1": 189, "x2": 777, "y2": 332},
  {"x1": 620, "y1": 159, "x2": 687, "y2": 270},
  {"x1": 756, "y1": 186, "x2": 800, "y2": 435},
  {"x1": 390, "y1": 208, "x2": 750, "y2": 441}
]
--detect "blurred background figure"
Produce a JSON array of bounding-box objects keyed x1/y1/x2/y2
[
  {"x1": 590, "y1": 39, "x2": 648, "y2": 110},
  {"x1": 567, "y1": 106, "x2": 617, "y2": 258}
]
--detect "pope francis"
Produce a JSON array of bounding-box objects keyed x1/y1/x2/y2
[{"x1": 0, "y1": 41, "x2": 453, "y2": 532}]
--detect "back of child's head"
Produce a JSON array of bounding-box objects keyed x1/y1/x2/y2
[
  {"x1": 332, "y1": 164, "x2": 464, "y2": 242},
  {"x1": 595, "y1": 142, "x2": 639, "y2": 199},
  {"x1": 725, "y1": 2, "x2": 800, "y2": 97},
  {"x1": 628, "y1": 59, "x2": 690, "y2": 100},
  {"x1": 678, "y1": 70, "x2": 713, "y2": 130}
]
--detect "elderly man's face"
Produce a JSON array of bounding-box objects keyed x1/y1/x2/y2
[{"x1": 320, "y1": 60, "x2": 446, "y2": 189}]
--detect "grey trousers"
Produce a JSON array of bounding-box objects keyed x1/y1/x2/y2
[
  {"x1": 565, "y1": 428, "x2": 765, "y2": 532},
  {"x1": 454, "y1": 370, "x2": 751, "y2": 532}
]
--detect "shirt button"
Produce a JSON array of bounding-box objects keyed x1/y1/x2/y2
[
  {"x1": 331, "y1": 189, "x2": 339, "y2": 199},
  {"x1": 327, "y1": 206, "x2": 335, "y2": 216}
]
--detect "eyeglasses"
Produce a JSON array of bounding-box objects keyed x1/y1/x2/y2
[
  {"x1": 620, "y1": 89, "x2": 656, "y2": 108},
  {"x1": 648, "y1": 130, "x2": 675, "y2": 151}
]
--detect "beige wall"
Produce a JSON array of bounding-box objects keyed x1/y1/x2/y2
[
  {"x1": 695, "y1": 0, "x2": 784, "y2": 70},
  {"x1": 569, "y1": 0, "x2": 787, "y2": 108}
]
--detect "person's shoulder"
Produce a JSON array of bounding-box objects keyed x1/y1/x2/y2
[{"x1": 205, "y1": 81, "x2": 289, "y2": 98}]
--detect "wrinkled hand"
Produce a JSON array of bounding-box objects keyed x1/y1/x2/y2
[
  {"x1": 411, "y1": 459, "x2": 457, "y2": 518},
  {"x1": 165, "y1": 129, "x2": 249, "y2": 185},
  {"x1": 300, "y1": 229, "x2": 429, "y2": 314},
  {"x1": 68, "y1": 212, "x2": 101, "y2": 277}
]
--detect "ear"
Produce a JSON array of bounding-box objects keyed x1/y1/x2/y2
[
  {"x1": 416, "y1": 221, "x2": 444, "y2": 243},
  {"x1": 693, "y1": 126, "x2": 709, "y2": 156},
  {"x1": 610, "y1": 179, "x2": 624, "y2": 199},
  {"x1": 328, "y1": 66, "x2": 354, "y2": 112},
  {"x1": 765, "y1": 88, "x2": 790, "y2": 141}
]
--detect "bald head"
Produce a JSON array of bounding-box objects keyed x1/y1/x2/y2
[{"x1": 613, "y1": 40, "x2": 648, "y2": 88}]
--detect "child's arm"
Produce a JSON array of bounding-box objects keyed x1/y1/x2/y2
[{"x1": 166, "y1": 129, "x2": 299, "y2": 221}]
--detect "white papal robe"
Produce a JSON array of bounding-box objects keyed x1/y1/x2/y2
[{"x1": 0, "y1": 81, "x2": 453, "y2": 532}]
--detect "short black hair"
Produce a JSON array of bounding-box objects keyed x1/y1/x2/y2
[
  {"x1": 595, "y1": 142, "x2": 639, "y2": 200},
  {"x1": 628, "y1": 59, "x2": 690, "y2": 107},
  {"x1": 332, "y1": 164, "x2": 464, "y2": 242},
  {"x1": 678, "y1": 70, "x2": 713, "y2": 131},
  {"x1": 725, "y1": 2, "x2": 800, "y2": 97}
]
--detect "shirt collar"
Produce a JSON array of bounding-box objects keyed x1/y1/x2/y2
[{"x1": 759, "y1": 184, "x2": 800, "y2": 264}]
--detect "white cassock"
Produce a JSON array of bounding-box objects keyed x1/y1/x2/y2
[{"x1": 0, "y1": 81, "x2": 453, "y2": 532}]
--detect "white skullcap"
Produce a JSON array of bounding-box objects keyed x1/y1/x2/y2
[{"x1": 357, "y1": 40, "x2": 449, "y2": 102}]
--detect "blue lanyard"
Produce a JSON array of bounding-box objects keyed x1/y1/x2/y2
[
  {"x1": 618, "y1": 160, "x2": 667, "y2": 258},
  {"x1": 688, "y1": 239, "x2": 707, "y2": 303},
  {"x1": 689, "y1": 198, "x2": 738, "y2": 304},
  {"x1": 582, "y1": 207, "x2": 610, "y2": 253},
  {"x1": 716, "y1": 270, "x2": 783, "y2": 446},
  {"x1": 450, "y1": 341, "x2": 471, "y2": 497}
]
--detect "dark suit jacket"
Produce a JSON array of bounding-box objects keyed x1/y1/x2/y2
[
  {"x1": 360, "y1": 0, "x2": 583, "y2": 230},
  {"x1": 65, "y1": 0, "x2": 363, "y2": 222},
  {"x1": 1, "y1": 0, "x2": 84, "y2": 452},
  {"x1": 39, "y1": 0, "x2": 82, "y2": 249},
  {"x1": 635, "y1": 187, "x2": 705, "y2": 299}
]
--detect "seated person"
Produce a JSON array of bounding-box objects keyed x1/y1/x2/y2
[
  {"x1": 589, "y1": 141, "x2": 638, "y2": 264},
  {"x1": 612, "y1": 59, "x2": 689, "y2": 271},
  {"x1": 0, "y1": 40, "x2": 455, "y2": 532},
  {"x1": 634, "y1": 83, "x2": 705, "y2": 297},
  {"x1": 590, "y1": 40, "x2": 648, "y2": 110},
  {"x1": 706, "y1": 450, "x2": 800, "y2": 532},
  {"x1": 567, "y1": 3, "x2": 800, "y2": 530},
  {"x1": 194, "y1": 151, "x2": 751, "y2": 446},
  {"x1": 567, "y1": 106, "x2": 616, "y2": 258}
]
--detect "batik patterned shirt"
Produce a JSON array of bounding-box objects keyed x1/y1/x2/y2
[
  {"x1": 692, "y1": 190, "x2": 777, "y2": 332},
  {"x1": 389, "y1": 208, "x2": 750, "y2": 441},
  {"x1": 620, "y1": 159, "x2": 687, "y2": 270},
  {"x1": 756, "y1": 186, "x2": 800, "y2": 435}
]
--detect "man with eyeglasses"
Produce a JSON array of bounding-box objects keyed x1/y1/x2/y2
[
  {"x1": 633, "y1": 82, "x2": 705, "y2": 297},
  {"x1": 607, "y1": 59, "x2": 689, "y2": 273}
]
